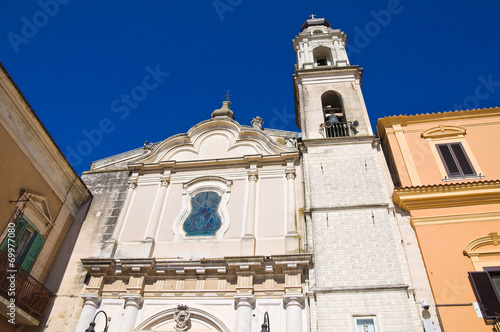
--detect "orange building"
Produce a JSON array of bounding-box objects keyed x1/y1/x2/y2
[{"x1": 378, "y1": 108, "x2": 500, "y2": 331}]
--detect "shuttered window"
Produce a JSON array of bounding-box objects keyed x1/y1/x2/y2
[
  {"x1": 0, "y1": 215, "x2": 44, "y2": 273},
  {"x1": 469, "y1": 271, "x2": 500, "y2": 320},
  {"x1": 437, "y1": 143, "x2": 476, "y2": 177}
]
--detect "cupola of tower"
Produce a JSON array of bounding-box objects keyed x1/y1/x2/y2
[{"x1": 293, "y1": 16, "x2": 349, "y2": 70}]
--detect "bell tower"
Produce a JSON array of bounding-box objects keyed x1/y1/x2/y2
[
  {"x1": 293, "y1": 16, "x2": 372, "y2": 139},
  {"x1": 295, "y1": 17, "x2": 426, "y2": 331}
]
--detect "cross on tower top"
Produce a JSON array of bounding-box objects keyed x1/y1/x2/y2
[
  {"x1": 309, "y1": 14, "x2": 316, "y2": 19},
  {"x1": 224, "y1": 90, "x2": 232, "y2": 102}
]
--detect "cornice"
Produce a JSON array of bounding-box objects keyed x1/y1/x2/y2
[
  {"x1": 127, "y1": 152, "x2": 299, "y2": 172},
  {"x1": 300, "y1": 135, "x2": 376, "y2": 149},
  {"x1": 393, "y1": 180, "x2": 500, "y2": 211},
  {"x1": 81, "y1": 254, "x2": 313, "y2": 277},
  {"x1": 411, "y1": 211, "x2": 500, "y2": 227},
  {"x1": 378, "y1": 108, "x2": 500, "y2": 128},
  {"x1": 0, "y1": 64, "x2": 90, "y2": 205}
]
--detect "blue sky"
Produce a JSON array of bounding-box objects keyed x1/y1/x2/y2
[{"x1": 1, "y1": 1, "x2": 500, "y2": 174}]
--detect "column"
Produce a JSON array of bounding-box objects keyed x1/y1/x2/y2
[
  {"x1": 145, "y1": 174, "x2": 169, "y2": 239},
  {"x1": 113, "y1": 177, "x2": 138, "y2": 239},
  {"x1": 74, "y1": 294, "x2": 101, "y2": 332},
  {"x1": 245, "y1": 170, "x2": 258, "y2": 236},
  {"x1": 303, "y1": 42, "x2": 313, "y2": 69},
  {"x1": 285, "y1": 166, "x2": 299, "y2": 253},
  {"x1": 118, "y1": 294, "x2": 143, "y2": 332},
  {"x1": 234, "y1": 295, "x2": 255, "y2": 332},
  {"x1": 283, "y1": 294, "x2": 304, "y2": 332},
  {"x1": 286, "y1": 168, "x2": 297, "y2": 234},
  {"x1": 139, "y1": 172, "x2": 170, "y2": 257},
  {"x1": 100, "y1": 176, "x2": 138, "y2": 258},
  {"x1": 241, "y1": 166, "x2": 258, "y2": 255}
]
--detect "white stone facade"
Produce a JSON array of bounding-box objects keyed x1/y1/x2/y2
[{"x1": 38, "y1": 17, "x2": 434, "y2": 332}]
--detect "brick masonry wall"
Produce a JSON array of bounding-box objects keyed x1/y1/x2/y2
[{"x1": 302, "y1": 140, "x2": 421, "y2": 331}]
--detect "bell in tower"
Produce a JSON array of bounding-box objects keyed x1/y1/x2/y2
[{"x1": 293, "y1": 16, "x2": 372, "y2": 140}]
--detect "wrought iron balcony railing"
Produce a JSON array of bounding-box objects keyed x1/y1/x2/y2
[
  {"x1": 0, "y1": 250, "x2": 52, "y2": 321},
  {"x1": 320, "y1": 120, "x2": 359, "y2": 138}
]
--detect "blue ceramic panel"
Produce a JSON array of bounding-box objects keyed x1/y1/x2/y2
[{"x1": 183, "y1": 191, "x2": 222, "y2": 236}]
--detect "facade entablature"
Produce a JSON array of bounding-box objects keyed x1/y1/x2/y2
[
  {"x1": 82, "y1": 255, "x2": 312, "y2": 278},
  {"x1": 81, "y1": 255, "x2": 312, "y2": 298},
  {"x1": 393, "y1": 180, "x2": 500, "y2": 212}
]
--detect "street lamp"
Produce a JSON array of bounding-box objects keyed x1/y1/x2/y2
[
  {"x1": 85, "y1": 310, "x2": 109, "y2": 332},
  {"x1": 261, "y1": 311, "x2": 270, "y2": 332}
]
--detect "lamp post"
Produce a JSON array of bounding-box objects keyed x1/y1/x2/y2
[
  {"x1": 85, "y1": 310, "x2": 109, "y2": 332},
  {"x1": 261, "y1": 311, "x2": 270, "y2": 332}
]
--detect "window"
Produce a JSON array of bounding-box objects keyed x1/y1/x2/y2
[
  {"x1": 355, "y1": 317, "x2": 376, "y2": 332},
  {"x1": 0, "y1": 215, "x2": 45, "y2": 272},
  {"x1": 469, "y1": 268, "x2": 500, "y2": 321},
  {"x1": 183, "y1": 191, "x2": 222, "y2": 236},
  {"x1": 436, "y1": 142, "x2": 476, "y2": 177}
]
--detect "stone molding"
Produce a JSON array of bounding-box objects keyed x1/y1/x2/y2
[
  {"x1": 393, "y1": 180, "x2": 500, "y2": 212},
  {"x1": 81, "y1": 255, "x2": 312, "y2": 298},
  {"x1": 463, "y1": 232, "x2": 500, "y2": 257}
]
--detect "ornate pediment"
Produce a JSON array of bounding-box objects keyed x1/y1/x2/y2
[
  {"x1": 420, "y1": 125, "x2": 466, "y2": 139},
  {"x1": 133, "y1": 118, "x2": 296, "y2": 167}
]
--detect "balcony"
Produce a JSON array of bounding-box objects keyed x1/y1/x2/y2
[
  {"x1": 0, "y1": 250, "x2": 51, "y2": 325},
  {"x1": 322, "y1": 121, "x2": 359, "y2": 138}
]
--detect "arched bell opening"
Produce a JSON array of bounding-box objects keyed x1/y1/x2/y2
[
  {"x1": 321, "y1": 91, "x2": 348, "y2": 137},
  {"x1": 313, "y1": 46, "x2": 333, "y2": 67}
]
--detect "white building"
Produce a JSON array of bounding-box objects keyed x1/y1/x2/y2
[{"x1": 40, "y1": 17, "x2": 433, "y2": 332}]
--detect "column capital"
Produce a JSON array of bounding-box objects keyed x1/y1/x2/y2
[
  {"x1": 121, "y1": 294, "x2": 144, "y2": 308},
  {"x1": 128, "y1": 179, "x2": 138, "y2": 189},
  {"x1": 248, "y1": 170, "x2": 258, "y2": 182},
  {"x1": 81, "y1": 293, "x2": 102, "y2": 308},
  {"x1": 160, "y1": 176, "x2": 170, "y2": 187},
  {"x1": 285, "y1": 168, "x2": 296, "y2": 179},
  {"x1": 234, "y1": 294, "x2": 255, "y2": 309},
  {"x1": 283, "y1": 293, "x2": 305, "y2": 308}
]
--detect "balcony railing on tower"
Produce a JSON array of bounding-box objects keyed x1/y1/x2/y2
[
  {"x1": 0, "y1": 250, "x2": 52, "y2": 321},
  {"x1": 320, "y1": 120, "x2": 359, "y2": 138}
]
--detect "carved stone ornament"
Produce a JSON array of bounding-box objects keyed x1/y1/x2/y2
[
  {"x1": 174, "y1": 304, "x2": 191, "y2": 331},
  {"x1": 128, "y1": 179, "x2": 138, "y2": 190},
  {"x1": 251, "y1": 116, "x2": 264, "y2": 130},
  {"x1": 284, "y1": 136, "x2": 296, "y2": 148}
]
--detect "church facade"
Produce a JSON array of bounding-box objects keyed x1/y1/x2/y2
[{"x1": 40, "y1": 18, "x2": 432, "y2": 332}]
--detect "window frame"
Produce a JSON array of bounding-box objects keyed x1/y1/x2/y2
[
  {"x1": 436, "y1": 142, "x2": 476, "y2": 178},
  {"x1": 353, "y1": 316, "x2": 377, "y2": 332},
  {"x1": 172, "y1": 176, "x2": 232, "y2": 241},
  {"x1": 469, "y1": 268, "x2": 500, "y2": 322},
  {"x1": 425, "y1": 134, "x2": 484, "y2": 182},
  {"x1": 0, "y1": 214, "x2": 45, "y2": 272}
]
